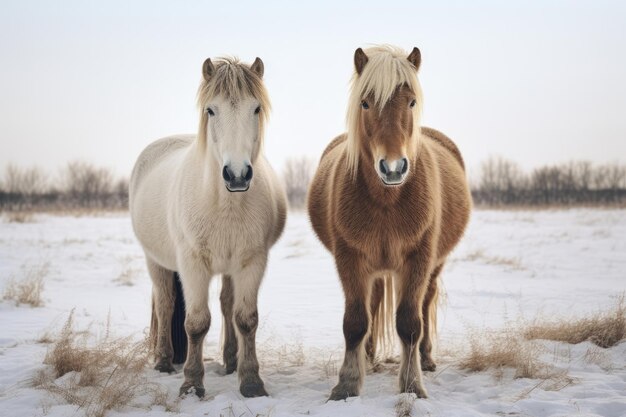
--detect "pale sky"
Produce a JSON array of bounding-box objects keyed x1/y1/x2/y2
[{"x1": 1, "y1": 1, "x2": 625, "y2": 180}]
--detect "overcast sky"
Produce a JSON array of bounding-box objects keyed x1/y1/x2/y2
[{"x1": 1, "y1": 1, "x2": 625, "y2": 180}]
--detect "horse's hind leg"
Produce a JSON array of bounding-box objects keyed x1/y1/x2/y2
[
  {"x1": 366, "y1": 277, "x2": 384, "y2": 365},
  {"x1": 220, "y1": 274, "x2": 238, "y2": 374},
  {"x1": 420, "y1": 263, "x2": 442, "y2": 372},
  {"x1": 146, "y1": 258, "x2": 176, "y2": 373},
  {"x1": 232, "y1": 254, "x2": 268, "y2": 398}
]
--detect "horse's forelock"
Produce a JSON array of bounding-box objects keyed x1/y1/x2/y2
[{"x1": 196, "y1": 57, "x2": 271, "y2": 150}]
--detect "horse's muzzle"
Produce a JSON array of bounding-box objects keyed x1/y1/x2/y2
[
  {"x1": 223, "y1": 164, "x2": 253, "y2": 192},
  {"x1": 378, "y1": 158, "x2": 408, "y2": 186}
]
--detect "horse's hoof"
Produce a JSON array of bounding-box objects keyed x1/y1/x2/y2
[
  {"x1": 179, "y1": 381, "x2": 205, "y2": 398},
  {"x1": 240, "y1": 381, "x2": 268, "y2": 398},
  {"x1": 328, "y1": 385, "x2": 358, "y2": 401},
  {"x1": 154, "y1": 360, "x2": 176, "y2": 374},
  {"x1": 402, "y1": 384, "x2": 428, "y2": 399},
  {"x1": 421, "y1": 358, "x2": 437, "y2": 372},
  {"x1": 224, "y1": 361, "x2": 237, "y2": 375}
]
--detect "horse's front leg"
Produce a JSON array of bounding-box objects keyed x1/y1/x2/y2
[
  {"x1": 178, "y1": 256, "x2": 212, "y2": 398},
  {"x1": 329, "y1": 242, "x2": 371, "y2": 401},
  {"x1": 395, "y1": 241, "x2": 434, "y2": 398},
  {"x1": 232, "y1": 253, "x2": 268, "y2": 398}
]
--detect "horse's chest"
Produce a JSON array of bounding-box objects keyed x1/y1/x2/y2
[
  {"x1": 337, "y1": 207, "x2": 426, "y2": 270},
  {"x1": 187, "y1": 214, "x2": 266, "y2": 274}
]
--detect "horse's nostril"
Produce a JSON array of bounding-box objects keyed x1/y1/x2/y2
[
  {"x1": 244, "y1": 165, "x2": 253, "y2": 181},
  {"x1": 222, "y1": 166, "x2": 233, "y2": 182},
  {"x1": 379, "y1": 159, "x2": 389, "y2": 175},
  {"x1": 400, "y1": 158, "x2": 408, "y2": 174}
]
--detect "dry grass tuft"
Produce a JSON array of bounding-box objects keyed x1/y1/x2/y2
[
  {"x1": 3, "y1": 261, "x2": 49, "y2": 307},
  {"x1": 583, "y1": 346, "x2": 613, "y2": 370},
  {"x1": 395, "y1": 393, "x2": 414, "y2": 417},
  {"x1": 37, "y1": 331, "x2": 55, "y2": 344},
  {"x1": 460, "y1": 328, "x2": 552, "y2": 379},
  {"x1": 322, "y1": 354, "x2": 338, "y2": 381},
  {"x1": 524, "y1": 297, "x2": 626, "y2": 348},
  {"x1": 257, "y1": 330, "x2": 306, "y2": 371},
  {"x1": 463, "y1": 249, "x2": 524, "y2": 270},
  {"x1": 115, "y1": 267, "x2": 138, "y2": 287},
  {"x1": 114, "y1": 256, "x2": 140, "y2": 287},
  {"x1": 34, "y1": 311, "x2": 171, "y2": 417},
  {"x1": 4, "y1": 211, "x2": 35, "y2": 223}
]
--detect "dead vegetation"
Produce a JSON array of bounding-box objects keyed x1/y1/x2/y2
[
  {"x1": 460, "y1": 328, "x2": 550, "y2": 379},
  {"x1": 4, "y1": 210, "x2": 35, "y2": 223},
  {"x1": 114, "y1": 258, "x2": 140, "y2": 287},
  {"x1": 462, "y1": 249, "x2": 525, "y2": 270},
  {"x1": 3, "y1": 261, "x2": 49, "y2": 307},
  {"x1": 524, "y1": 297, "x2": 626, "y2": 348},
  {"x1": 394, "y1": 393, "x2": 414, "y2": 417},
  {"x1": 33, "y1": 311, "x2": 175, "y2": 417},
  {"x1": 459, "y1": 297, "x2": 625, "y2": 385}
]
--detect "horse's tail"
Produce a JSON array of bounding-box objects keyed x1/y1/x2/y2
[
  {"x1": 371, "y1": 274, "x2": 396, "y2": 361},
  {"x1": 427, "y1": 274, "x2": 440, "y2": 353},
  {"x1": 171, "y1": 272, "x2": 188, "y2": 364}
]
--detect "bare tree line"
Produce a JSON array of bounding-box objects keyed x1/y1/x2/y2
[
  {"x1": 3, "y1": 156, "x2": 625, "y2": 211},
  {"x1": 473, "y1": 157, "x2": 626, "y2": 206},
  {"x1": 0, "y1": 161, "x2": 128, "y2": 211}
]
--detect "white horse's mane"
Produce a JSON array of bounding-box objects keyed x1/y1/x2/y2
[
  {"x1": 346, "y1": 45, "x2": 423, "y2": 178},
  {"x1": 196, "y1": 57, "x2": 271, "y2": 150}
]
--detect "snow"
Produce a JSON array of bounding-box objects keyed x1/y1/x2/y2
[{"x1": 0, "y1": 209, "x2": 625, "y2": 417}]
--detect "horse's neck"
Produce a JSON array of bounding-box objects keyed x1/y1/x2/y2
[{"x1": 181, "y1": 144, "x2": 223, "y2": 203}]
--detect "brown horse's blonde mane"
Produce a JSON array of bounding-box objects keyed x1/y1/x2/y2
[
  {"x1": 196, "y1": 57, "x2": 271, "y2": 150},
  {"x1": 346, "y1": 45, "x2": 423, "y2": 178}
]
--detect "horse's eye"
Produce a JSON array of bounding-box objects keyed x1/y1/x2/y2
[
  {"x1": 207, "y1": 107, "x2": 215, "y2": 116},
  {"x1": 409, "y1": 99, "x2": 417, "y2": 108},
  {"x1": 254, "y1": 106, "x2": 261, "y2": 115},
  {"x1": 361, "y1": 101, "x2": 369, "y2": 110}
]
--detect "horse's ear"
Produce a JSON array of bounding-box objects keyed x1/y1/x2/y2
[
  {"x1": 354, "y1": 48, "x2": 369, "y2": 75},
  {"x1": 407, "y1": 47, "x2": 421, "y2": 71},
  {"x1": 202, "y1": 58, "x2": 215, "y2": 81},
  {"x1": 251, "y1": 57, "x2": 264, "y2": 78}
]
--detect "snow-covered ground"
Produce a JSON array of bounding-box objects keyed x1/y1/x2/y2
[{"x1": 0, "y1": 209, "x2": 625, "y2": 417}]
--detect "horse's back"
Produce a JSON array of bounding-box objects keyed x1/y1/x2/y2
[
  {"x1": 421, "y1": 127, "x2": 465, "y2": 171},
  {"x1": 130, "y1": 135, "x2": 194, "y2": 196},
  {"x1": 421, "y1": 127, "x2": 471, "y2": 261},
  {"x1": 130, "y1": 135, "x2": 193, "y2": 270}
]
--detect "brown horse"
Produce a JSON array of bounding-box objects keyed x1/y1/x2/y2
[{"x1": 308, "y1": 45, "x2": 471, "y2": 400}]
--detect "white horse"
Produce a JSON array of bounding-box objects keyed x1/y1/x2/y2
[{"x1": 129, "y1": 57, "x2": 287, "y2": 398}]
